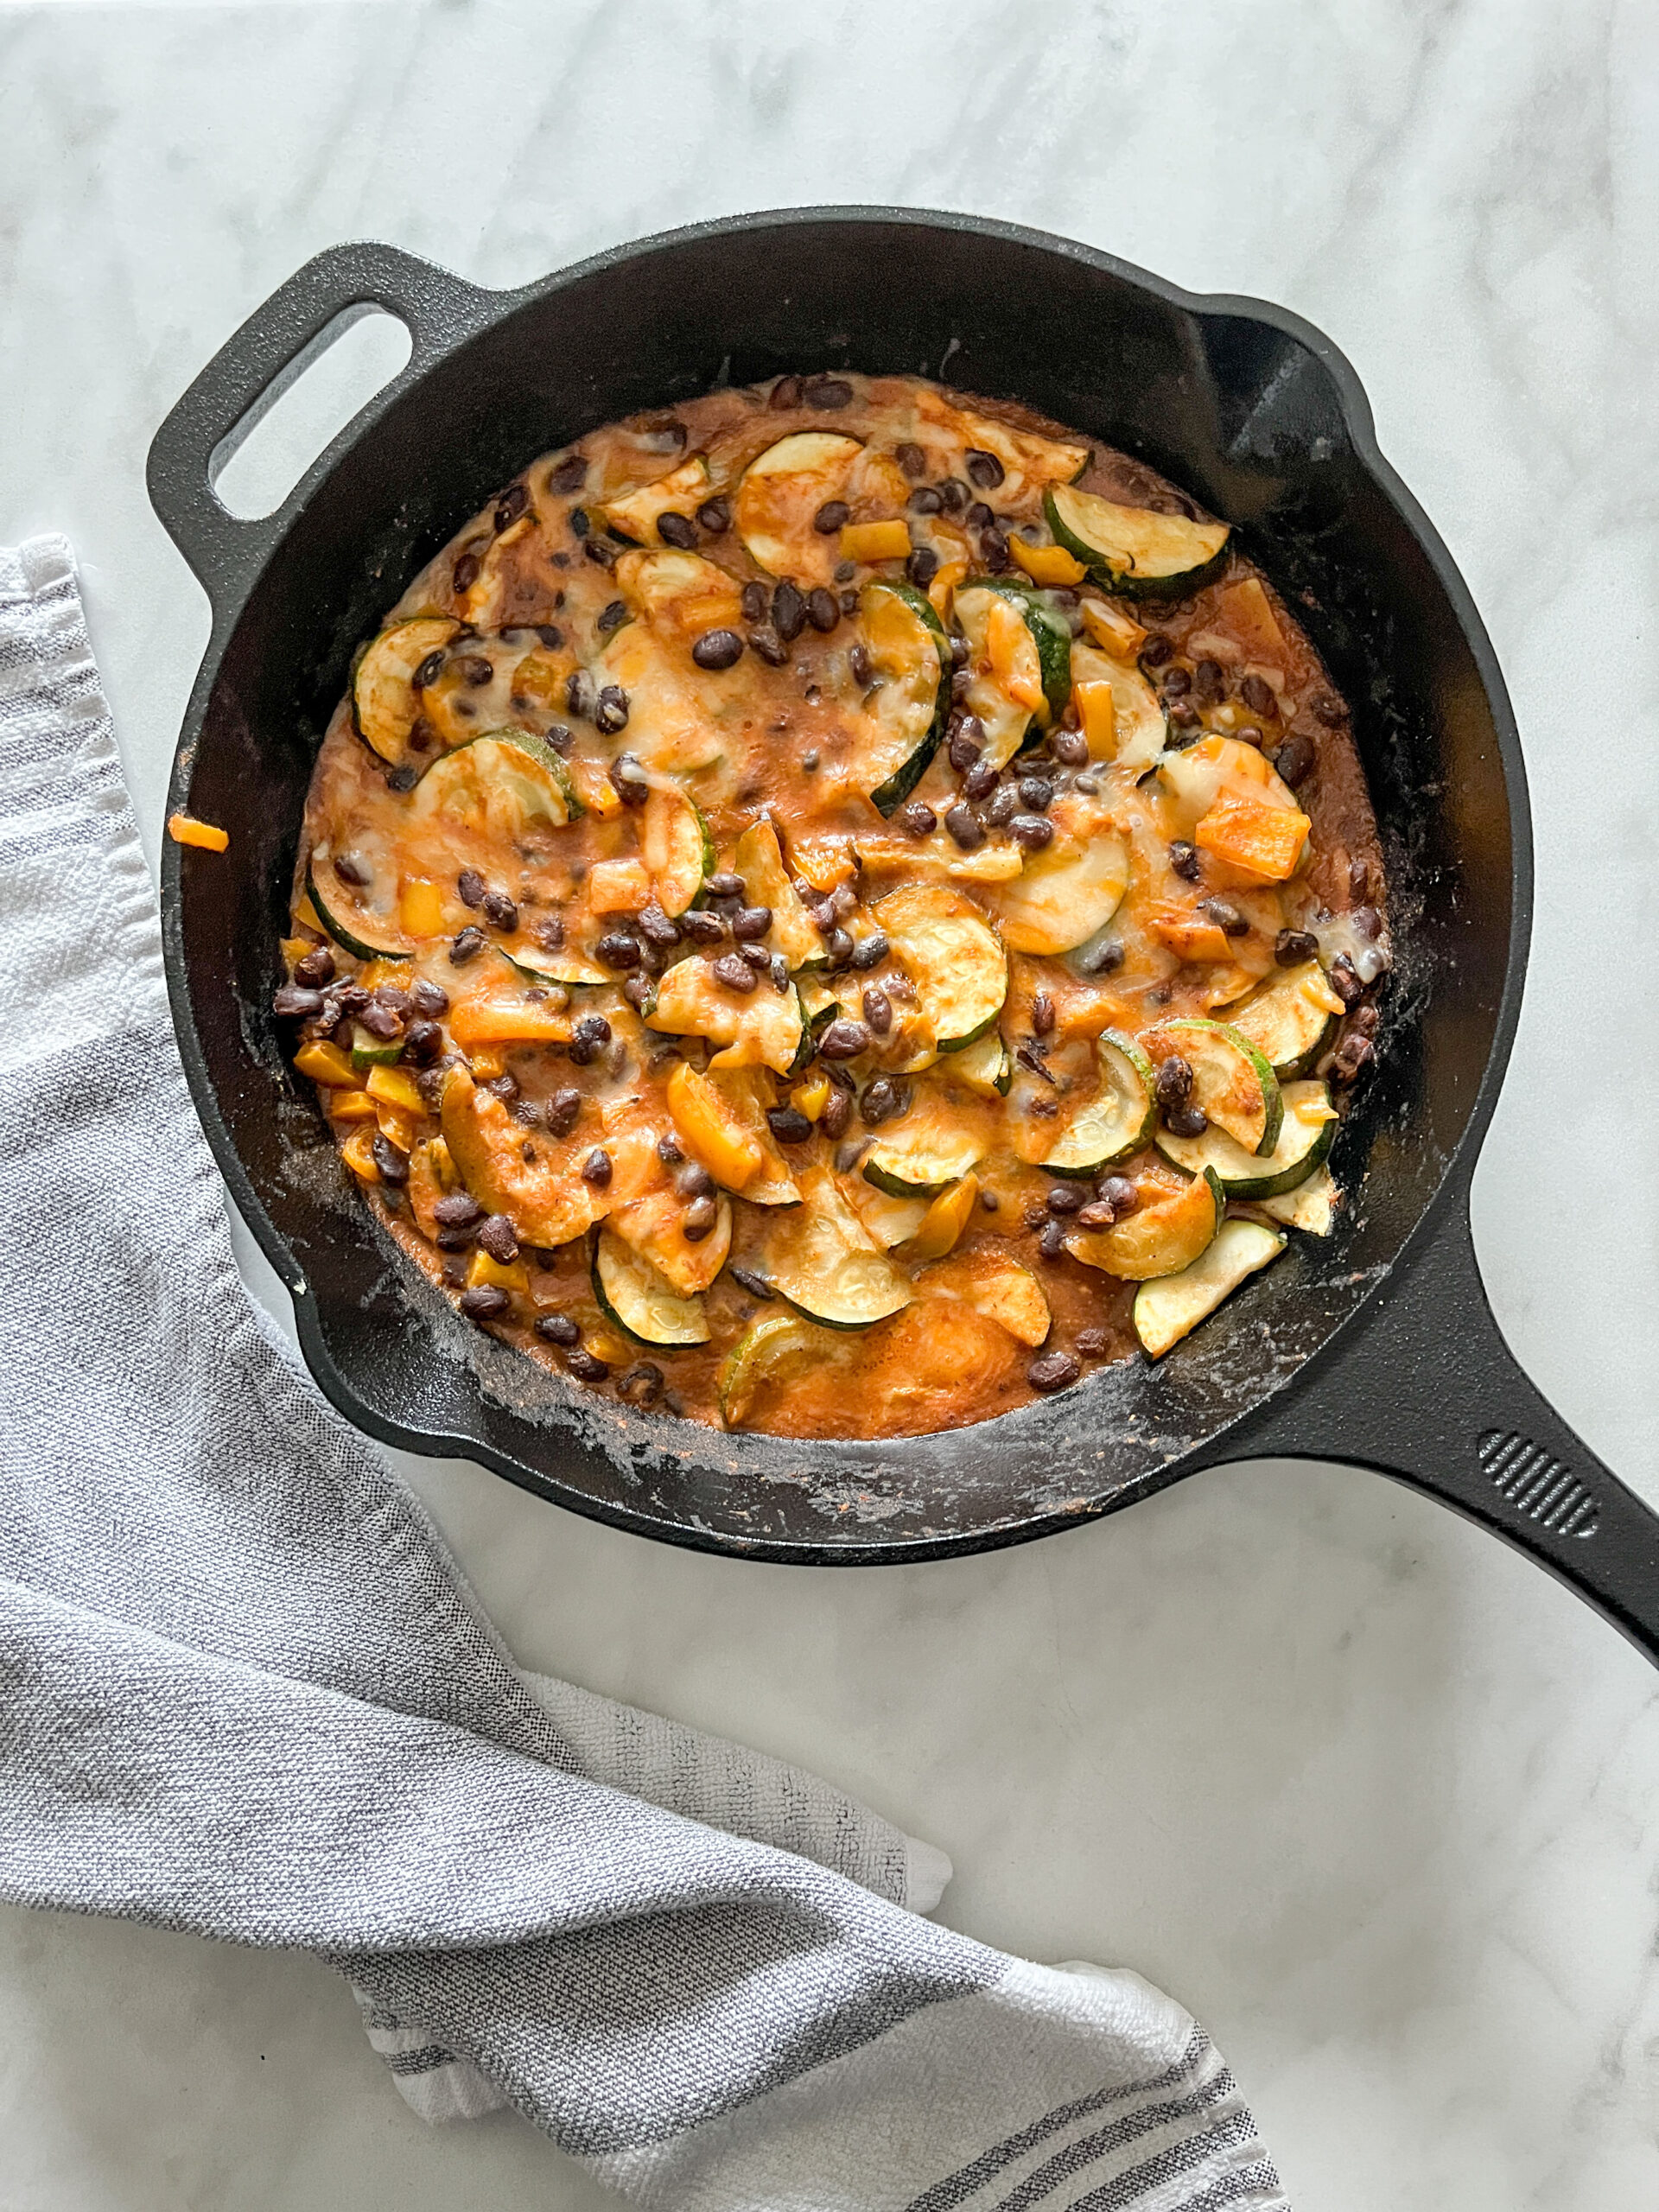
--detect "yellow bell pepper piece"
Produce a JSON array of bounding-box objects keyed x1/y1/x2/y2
[
  {"x1": 1010, "y1": 537, "x2": 1086, "y2": 587},
  {"x1": 294, "y1": 1039, "x2": 362, "y2": 1088},
  {"x1": 340, "y1": 1125, "x2": 381, "y2": 1181},
  {"x1": 1073, "y1": 680, "x2": 1116, "y2": 760},
  {"x1": 985, "y1": 594, "x2": 1044, "y2": 712},
  {"x1": 167, "y1": 811, "x2": 229, "y2": 853},
  {"x1": 1079, "y1": 598, "x2": 1147, "y2": 656},
  {"x1": 905, "y1": 1173, "x2": 979, "y2": 1262},
  {"x1": 666, "y1": 1062, "x2": 765, "y2": 1192},
  {"x1": 927, "y1": 558, "x2": 968, "y2": 621},
  {"x1": 589, "y1": 858, "x2": 653, "y2": 912},
  {"x1": 467, "y1": 1248, "x2": 529, "y2": 1296},
  {"x1": 792, "y1": 1071, "x2": 831, "y2": 1123},
  {"x1": 398, "y1": 877, "x2": 448, "y2": 938},
  {"x1": 365, "y1": 1063, "x2": 427, "y2": 1117},
  {"x1": 327, "y1": 1090, "x2": 378, "y2": 1123},
  {"x1": 839, "y1": 518, "x2": 912, "y2": 564},
  {"x1": 374, "y1": 1101, "x2": 419, "y2": 1151}
]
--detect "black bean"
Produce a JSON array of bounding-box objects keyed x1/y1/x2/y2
[
  {"x1": 899, "y1": 799, "x2": 936, "y2": 837},
  {"x1": 818, "y1": 1017, "x2": 870, "y2": 1059},
  {"x1": 569, "y1": 506, "x2": 590, "y2": 539},
  {"x1": 592, "y1": 932, "x2": 639, "y2": 974},
  {"x1": 656, "y1": 1133, "x2": 685, "y2": 1167},
  {"x1": 480, "y1": 887, "x2": 518, "y2": 931},
  {"x1": 1274, "y1": 928, "x2": 1319, "y2": 967},
  {"x1": 772, "y1": 581, "x2": 806, "y2": 642},
  {"x1": 1192, "y1": 658, "x2": 1225, "y2": 703},
  {"x1": 950, "y1": 631, "x2": 970, "y2": 668},
  {"x1": 456, "y1": 653, "x2": 493, "y2": 688},
  {"x1": 700, "y1": 871, "x2": 742, "y2": 902},
  {"x1": 542, "y1": 724, "x2": 573, "y2": 756},
  {"x1": 618, "y1": 1361, "x2": 664, "y2": 1408},
  {"x1": 963, "y1": 759, "x2": 998, "y2": 801},
  {"x1": 906, "y1": 547, "x2": 939, "y2": 589},
  {"x1": 728, "y1": 1267, "x2": 774, "y2": 1305},
  {"x1": 331, "y1": 982, "x2": 371, "y2": 1016},
  {"x1": 712, "y1": 952, "x2": 759, "y2": 993},
  {"x1": 1314, "y1": 693, "x2": 1346, "y2": 726},
  {"x1": 411, "y1": 650, "x2": 445, "y2": 691},
  {"x1": 1235, "y1": 723, "x2": 1264, "y2": 748},
  {"x1": 358, "y1": 1002, "x2": 402, "y2": 1041},
  {"x1": 545, "y1": 1087, "x2": 582, "y2": 1136},
  {"x1": 594, "y1": 684, "x2": 630, "y2": 734},
  {"x1": 807, "y1": 587, "x2": 840, "y2": 632},
  {"x1": 944, "y1": 803, "x2": 985, "y2": 851},
  {"x1": 1164, "y1": 1101, "x2": 1209, "y2": 1139},
  {"x1": 1046, "y1": 1182, "x2": 1086, "y2": 1216},
  {"x1": 1048, "y1": 728, "x2": 1090, "y2": 771},
  {"x1": 1162, "y1": 665, "x2": 1192, "y2": 698},
  {"x1": 430, "y1": 1192, "x2": 482, "y2": 1232},
  {"x1": 472, "y1": 1213, "x2": 516, "y2": 1264},
  {"x1": 1018, "y1": 775, "x2": 1053, "y2": 812},
  {"x1": 363, "y1": 1131, "x2": 408, "y2": 1187},
  {"x1": 979, "y1": 528, "x2": 1012, "y2": 572},
  {"x1": 769, "y1": 951, "x2": 790, "y2": 993},
  {"x1": 965, "y1": 448, "x2": 1006, "y2": 489},
  {"x1": 849, "y1": 639, "x2": 874, "y2": 688},
  {"x1": 739, "y1": 581, "x2": 769, "y2": 625},
  {"x1": 1073, "y1": 1200, "x2": 1115, "y2": 1229},
  {"x1": 274, "y1": 984, "x2": 324, "y2": 1020},
  {"x1": 728, "y1": 905, "x2": 770, "y2": 942},
  {"x1": 737, "y1": 942, "x2": 771, "y2": 972},
  {"x1": 1010, "y1": 813, "x2": 1054, "y2": 851},
  {"x1": 1028, "y1": 1348, "x2": 1080, "y2": 1390},
  {"x1": 1154, "y1": 1055, "x2": 1193, "y2": 1109},
  {"x1": 1098, "y1": 1173, "x2": 1137, "y2": 1215},
  {"x1": 947, "y1": 715, "x2": 984, "y2": 771},
  {"x1": 1031, "y1": 991, "x2": 1055, "y2": 1037},
  {"x1": 1168, "y1": 702, "x2": 1199, "y2": 731},
  {"x1": 803, "y1": 376, "x2": 853, "y2": 409},
  {"x1": 331, "y1": 851, "x2": 368, "y2": 887},
  {"x1": 460, "y1": 1284, "x2": 510, "y2": 1321},
  {"x1": 565, "y1": 1345, "x2": 609, "y2": 1382},
  {"x1": 1332, "y1": 1031, "x2": 1375, "y2": 1084},
  {"x1": 1353, "y1": 903, "x2": 1382, "y2": 941},
  {"x1": 581, "y1": 1148, "x2": 613, "y2": 1187},
  {"x1": 985, "y1": 785, "x2": 1019, "y2": 827},
  {"x1": 452, "y1": 551, "x2": 480, "y2": 594},
  {"x1": 1201, "y1": 897, "x2": 1250, "y2": 938},
  {"x1": 410, "y1": 976, "x2": 448, "y2": 1017},
  {"x1": 766, "y1": 1106, "x2": 813, "y2": 1145},
  {"x1": 533, "y1": 1313, "x2": 580, "y2": 1351},
  {"x1": 1274, "y1": 733, "x2": 1315, "y2": 785},
  {"x1": 690, "y1": 626, "x2": 745, "y2": 672},
  {"x1": 747, "y1": 622, "x2": 787, "y2": 666},
  {"x1": 484, "y1": 1071, "x2": 519, "y2": 1103},
  {"x1": 680, "y1": 907, "x2": 727, "y2": 945},
  {"x1": 1037, "y1": 1219, "x2": 1068, "y2": 1261},
  {"x1": 403, "y1": 1019, "x2": 442, "y2": 1066},
  {"x1": 569, "y1": 1011, "x2": 612, "y2": 1059},
  {"x1": 656, "y1": 511, "x2": 697, "y2": 550},
  {"x1": 548, "y1": 454, "x2": 588, "y2": 494},
  {"x1": 594, "y1": 599, "x2": 628, "y2": 637},
  {"x1": 814, "y1": 499, "x2": 850, "y2": 535},
  {"x1": 682, "y1": 1194, "x2": 719, "y2": 1242},
  {"x1": 697, "y1": 497, "x2": 731, "y2": 534},
  {"x1": 1329, "y1": 954, "x2": 1363, "y2": 1007},
  {"x1": 823, "y1": 925, "x2": 854, "y2": 965},
  {"x1": 566, "y1": 669, "x2": 597, "y2": 721},
  {"x1": 849, "y1": 931, "x2": 888, "y2": 971},
  {"x1": 817, "y1": 1084, "x2": 852, "y2": 1141},
  {"x1": 292, "y1": 946, "x2": 335, "y2": 989},
  {"x1": 770, "y1": 374, "x2": 804, "y2": 410},
  {"x1": 965, "y1": 500, "x2": 995, "y2": 531},
  {"x1": 1138, "y1": 633, "x2": 1173, "y2": 670},
  {"x1": 1169, "y1": 841, "x2": 1201, "y2": 883},
  {"x1": 620, "y1": 975, "x2": 652, "y2": 1015},
  {"x1": 907, "y1": 485, "x2": 944, "y2": 518},
  {"x1": 670, "y1": 1161, "x2": 714, "y2": 1203},
  {"x1": 1239, "y1": 672, "x2": 1277, "y2": 717},
  {"x1": 609, "y1": 754, "x2": 650, "y2": 807}
]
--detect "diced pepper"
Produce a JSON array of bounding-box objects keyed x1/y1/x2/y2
[
  {"x1": 340, "y1": 1125, "x2": 381, "y2": 1181},
  {"x1": 1217, "y1": 576, "x2": 1286, "y2": 665},
  {"x1": 365, "y1": 1063, "x2": 427, "y2": 1117},
  {"x1": 281, "y1": 934, "x2": 321, "y2": 969},
  {"x1": 589, "y1": 857, "x2": 653, "y2": 912},
  {"x1": 398, "y1": 877, "x2": 448, "y2": 938},
  {"x1": 293, "y1": 892, "x2": 325, "y2": 935},
  {"x1": 294, "y1": 1039, "x2": 363, "y2": 1088},
  {"x1": 792, "y1": 1071, "x2": 831, "y2": 1122},
  {"x1": 167, "y1": 811, "x2": 229, "y2": 853},
  {"x1": 839, "y1": 518, "x2": 912, "y2": 564},
  {"x1": 468, "y1": 1047, "x2": 506, "y2": 1080},
  {"x1": 374, "y1": 1100, "x2": 419, "y2": 1151},
  {"x1": 1010, "y1": 537, "x2": 1086, "y2": 588},
  {"x1": 789, "y1": 834, "x2": 858, "y2": 891},
  {"x1": 567, "y1": 758, "x2": 625, "y2": 818},
  {"x1": 1073, "y1": 679, "x2": 1116, "y2": 760},
  {"x1": 1147, "y1": 906, "x2": 1235, "y2": 963},
  {"x1": 666, "y1": 1062, "x2": 766, "y2": 1192},
  {"x1": 1192, "y1": 793, "x2": 1311, "y2": 882},
  {"x1": 448, "y1": 997, "x2": 575, "y2": 1047},
  {"x1": 985, "y1": 595, "x2": 1044, "y2": 711},
  {"x1": 905, "y1": 1173, "x2": 979, "y2": 1262},
  {"x1": 1078, "y1": 597, "x2": 1147, "y2": 657},
  {"x1": 327, "y1": 1090, "x2": 378, "y2": 1122},
  {"x1": 467, "y1": 1247, "x2": 529, "y2": 1296},
  {"x1": 927, "y1": 558, "x2": 968, "y2": 621}
]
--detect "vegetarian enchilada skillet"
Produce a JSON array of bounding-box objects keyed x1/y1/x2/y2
[{"x1": 148, "y1": 210, "x2": 1659, "y2": 1662}]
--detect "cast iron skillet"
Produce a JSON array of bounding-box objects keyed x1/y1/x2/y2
[{"x1": 148, "y1": 208, "x2": 1659, "y2": 1659}]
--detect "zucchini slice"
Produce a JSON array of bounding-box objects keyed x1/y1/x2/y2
[
  {"x1": 986, "y1": 827, "x2": 1130, "y2": 957},
  {"x1": 1225, "y1": 960, "x2": 1344, "y2": 1078},
  {"x1": 874, "y1": 883, "x2": 1007, "y2": 1051},
  {"x1": 607, "y1": 1183, "x2": 733, "y2": 1295},
  {"x1": 500, "y1": 943, "x2": 608, "y2": 989},
  {"x1": 592, "y1": 1227, "x2": 711, "y2": 1347},
  {"x1": 1069, "y1": 640, "x2": 1167, "y2": 769},
  {"x1": 1066, "y1": 1166, "x2": 1224, "y2": 1281},
  {"x1": 352, "y1": 615, "x2": 460, "y2": 765},
  {"x1": 842, "y1": 1176, "x2": 930, "y2": 1250},
  {"x1": 599, "y1": 456, "x2": 711, "y2": 545},
  {"x1": 649, "y1": 958, "x2": 805, "y2": 1077},
  {"x1": 752, "y1": 1169, "x2": 912, "y2": 1329},
  {"x1": 732, "y1": 816, "x2": 823, "y2": 969},
  {"x1": 1045, "y1": 484, "x2": 1230, "y2": 600},
  {"x1": 955, "y1": 582, "x2": 1073, "y2": 766},
  {"x1": 440, "y1": 1066, "x2": 609, "y2": 1249},
  {"x1": 734, "y1": 432, "x2": 864, "y2": 582},
  {"x1": 1155, "y1": 734, "x2": 1301, "y2": 831},
  {"x1": 918, "y1": 1248, "x2": 1052, "y2": 1348},
  {"x1": 702, "y1": 1066, "x2": 802, "y2": 1205},
  {"x1": 862, "y1": 1085, "x2": 988, "y2": 1198},
  {"x1": 1133, "y1": 1218, "x2": 1287, "y2": 1358},
  {"x1": 952, "y1": 1027, "x2": 1012, "y2": 1097},
  {"x1": 1143, "y1": 1018, "x2": 1284, "y2": 1156},
  {"x1": 348, "y1": 1022, "x2": 404, "y2": 1071},
  {"x1": 640, "y1": 781, "x2": 713, "y2": 916},
  {"x1": 719, "y1": 1312, "x2": 827, "y2": 1427},
  {"x1": 1259, "y1": 1163, "x2": 1338, "y2": 1236},
  {"x1": 857, "y1": 580, "x2": 951, "y2": 815},
  {"x1": 1155, "y1": 1078, "x2": 1335, "y2": 1198},
  {"x1": 305, "y1": 859, "x2": 410, "y2": 963},
  {"x1": 1042, "y1": 1030, "x2": 1156, "y2": 1177},
  {"x1": 412, "y1": 729, "x2": 582, "y2": 842}
]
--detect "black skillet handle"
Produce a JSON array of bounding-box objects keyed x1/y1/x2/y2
[
  {"x1": 1214, "y1": 1193, "x2": 1659, "y2": 1668},
  {"x1": 146, "y1": 243, "x2": 493, "y2": 620}
]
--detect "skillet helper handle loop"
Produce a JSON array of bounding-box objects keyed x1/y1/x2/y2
[
  {"x1": 1220, "y1": 1192, "x2": 1659, "y2": 1668},
  {"x1": 146, "y1": 242, "x2": 492, "y2": 618}
]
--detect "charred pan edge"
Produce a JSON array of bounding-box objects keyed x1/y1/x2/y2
[{"x1": 152, "y1": 208, "x2": 1529, "y2": 1564}]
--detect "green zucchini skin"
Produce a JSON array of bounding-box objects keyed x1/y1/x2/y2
[
  {"x1": 1154, "y1": 1078, "x2": 1335, "y2": 1198},
  {"x1": 1043, "y1": 486, "x2": 1231, "y2": 601},
  {"x1": 305, "y1": 861, "x2": 410, "y2": 963},
  {"x1": 867, "y1": 581, "x2": 953, "y2": 817},
  {"x1": 968, "y1": 575, "x2": 1074, "y2": 723}
]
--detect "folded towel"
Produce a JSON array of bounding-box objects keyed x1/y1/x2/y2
[{"x1": 0, "y1": 535, "x2": 1287, "y2": 2210}]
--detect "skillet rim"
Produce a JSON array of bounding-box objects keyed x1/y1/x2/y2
[{"x1": 154, "y1": 205, "x2": 1531, "y2": 1562}]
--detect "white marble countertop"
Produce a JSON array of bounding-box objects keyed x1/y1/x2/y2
[{"x1": 3, "y1": 3, "x2": 1657, "y2": 2205}]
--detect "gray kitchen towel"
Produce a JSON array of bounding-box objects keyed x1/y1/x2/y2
[{"x1": 0, "y1": 535, "x2": 1287, "y2": 2210}]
